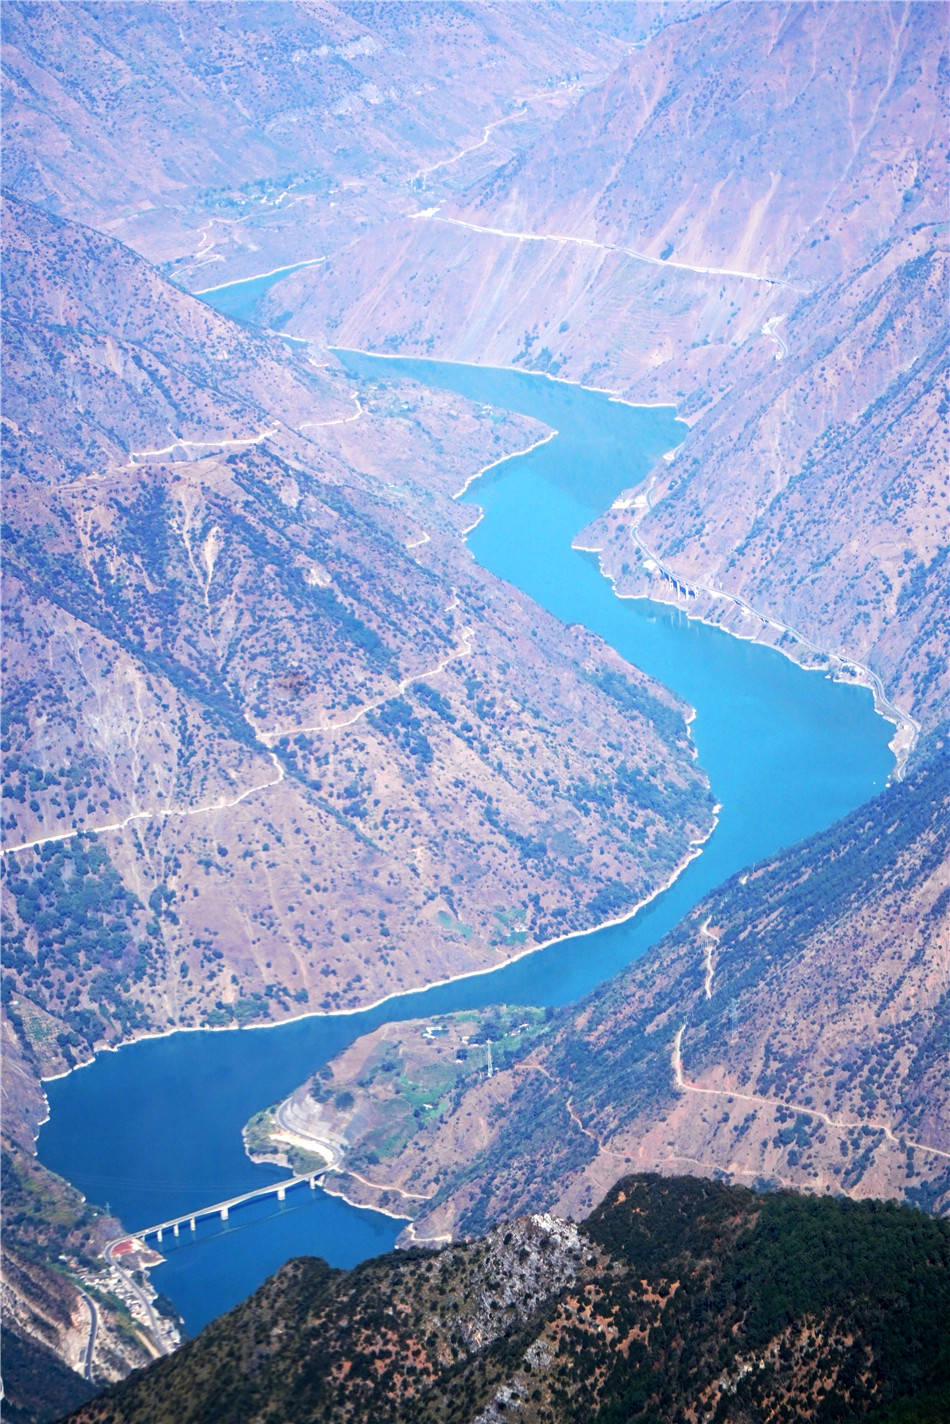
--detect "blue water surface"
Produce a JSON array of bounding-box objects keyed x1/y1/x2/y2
[
  {"x1": 39, "y1": 353, "x2": 893, "y2": 1333},
  {"x1": 193, "y1": 260, "x2": 318, "y2": 328}
]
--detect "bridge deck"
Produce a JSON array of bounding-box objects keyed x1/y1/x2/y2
[{"x1": 131, "y1": 1172, "x2": 321, "y2": 1242}]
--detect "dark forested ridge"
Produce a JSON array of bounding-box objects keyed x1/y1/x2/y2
[
  {"x1": 1, "y1": 1328, "x2": 96, "y2": 1424},
  {"x1": 65, "y1": 1174, "x2": 950, "y2": 1424}
]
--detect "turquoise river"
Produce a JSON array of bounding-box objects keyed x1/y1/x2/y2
[{"x1": 39, "y1": 343, "x2": 894, "y2": 1335}]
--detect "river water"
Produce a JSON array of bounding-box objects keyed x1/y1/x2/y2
[{"x1": 38, "y1": 340, "x2": 894, "y2": 1334}]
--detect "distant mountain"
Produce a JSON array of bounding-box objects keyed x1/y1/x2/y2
[
  {"x1": 0, "y1": 0, "x2": 684, "y2": 277},
  {"x1": 64, "y1": 1174, "x2": 950, "y2": 1424},
  {"x1": 452, "y1": 3, "x2": 945, "y2": 283},
  {"x1": 265, "y1": 729, "x2": 950, "y2": 1237}
]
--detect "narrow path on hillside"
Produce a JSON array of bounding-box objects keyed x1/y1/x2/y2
[
  {"x1": 700, "y1": 918, "x2": 718, "y2": 1000},
  {"x1": 299, "y1": 392, "x2": 364, "y2": 430},
  {"x1": 416, "y1": 211, "x2": 804, "y2": 290},
  {"x1": 344, "y1": 1168, "x2": 436, "y2": 1202},
  {"x1": 403, "y1": 1222, "x2": 453, "y2": 1245},
  {"x1": 2, "y1": 754, "x2": 285, "y2": 858},
  {"x1": 761, "y1": 313, "x2": 789, "y2": 358},
  {"x1": 516, "y1": 1055, "x2": 630, "y2": 1162},
  {"x1": 79, "y1": 1289, "x2": 98, "y2": 1381},
  {"x1": 194, "y1": 254, "x2": 327, "y2": 296},
  {"x1": 412, "y1": 107, "x2": 530, "y2": 184},
  {"x1": 4, "y1": 578, "x2": 474, "y2": 857},
  {"x1": 410, "y1": 82, "x2": 581, "y2": 186},
  {"x1": 671, "y1": 1023, "x2": 950, "y2": 1162},
  {"x1": 257, "y1": 628, "x2": 475, "y2": 744},
  {"x1": 127, "y1": 426, "x2": 278, "y2": 464},
  {"x1": 565, "y1": 1096, "x2": 598, "y2": 1143}
]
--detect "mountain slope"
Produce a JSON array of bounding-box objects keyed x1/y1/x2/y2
[
  {"x1": 263, "y1": 730, "x2": 950, "y2": 1237},
  {"x1": 1, "y1": 175, "x2": 713, "y2": 1404},
  {"x1": 270, "y1": 0, "x2": 947, "y2": 734},
  {"x1": 0, "y1": 0, "x2": 681, "y2": 277},
  {"x1": 64, "y1": 1175, "x2": 950, "y2": 1424},
  {"x1": 2, "y1": 193, "x2": 713, "y2": 1086}
]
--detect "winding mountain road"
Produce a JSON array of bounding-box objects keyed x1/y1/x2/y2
[
  {"x1": 79, "y1": 1289, "x2": 98, "y2": 1381},
  {"x1": 671, "y1": 1023, "x2": 950, "y2": 1164},
  {"x1": 415, "y1": 210, "x2": 804, "y2": 290}
]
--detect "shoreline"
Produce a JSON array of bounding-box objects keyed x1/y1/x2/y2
[
  {"x1": 242, "y1": 849, "x2": 717, "y2": 1204},
  {"x1": 32, "y1": 354, "x2": 886, "y2": 1300},
  {"x1": 315, "y1": 1176, "x2": 413, "y2": 1228},
  {"x1": 39, "y1": 824, "x2": 715, "y2": 1092},
  {"x1": 330, "y1": 345, "x2": 685, "y2": 421},
  {"x1": 452, "y1": 428, "x2": 559, "y2": 501},
  {"x1": 193, "y1": 256, "x2": 326, "y2": 295},
  {"x1": 39, "y1": 365, "x2": 716, "y2": 1095},
  {"x1": 334, "y1": 343, "x2": 913, "y2": 774},
  {"x1": 572, "y1": 530, "x2": 915, "y2": 776}
]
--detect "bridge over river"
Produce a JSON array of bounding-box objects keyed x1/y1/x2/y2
[{"x1": 107, "y1": 1172, "x2": 324, "y2": 1254}]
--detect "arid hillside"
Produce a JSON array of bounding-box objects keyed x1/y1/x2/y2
[
  {"x1": 0, "y1": 0, "x2": 683, "y2": 276},
  {"x1": 266, "y1": 1, "x2": 947, "y2": 734},
  {"x1": 2, "y1": 193, "x2": 712, "y2": 1086},
  {"x1": 1, "y1": 3, "x2": 947, "y2": 1417},
  {"x1": 256, "y1": 730, "x2": 950, "y2": 1238},
  {"x1": 1, "y1": 187, "x2": 714, "y2": 1407},
  {"x1": 5, "y1": 3, "x2": 944, "y2": 730}
]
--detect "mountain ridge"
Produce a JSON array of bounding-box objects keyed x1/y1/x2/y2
[{"x1": 61, "y1": 1174, "x2": 950, "y2": 1424}]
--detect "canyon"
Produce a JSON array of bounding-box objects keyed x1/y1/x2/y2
[{"x1": 0, "y1": 3, "x2": 947, "y2": 1419}]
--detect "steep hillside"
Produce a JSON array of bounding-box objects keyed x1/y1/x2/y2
[
  {"x1": 260, "y1": 731, "x2": 950, "y2": 1237},
  {"x1": 2, "y1": 193, "x2": 712, "y2": 1087},
  {"x1": 580, "y1": 229, "x2": 947, "y2": 745},
  {"x1": 2, "y1": 4, "x2": 947, "y2": 1416},
  {"x1": 65, "y1": 1175, "x2": 950, "y2": 1424},
  {"x1": 0, "y1": 1136, "x2": 166, "y2": 1413},
  {"x1": 452, "y1": 2, "x2": 945, "y2": 283},
  {"x1": 0, "y1": 0, "x2": 682, "y2": 278},
  {"x1": 268, "y1": 1, "x2": 947, "y2": 733},
  {"x1": 1, "y1": 177, "x2": 713, "y2": 1407},
  {"x1": 1, "y1": 1327, "x2": 96, "y2": 1424}
]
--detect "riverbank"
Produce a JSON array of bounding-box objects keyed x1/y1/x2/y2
[
  {"x1": 572, "y1": 468, "x2": 913, "y2": 776},
  {"x1": 337, "y1": 346, "x2": 911, "y2": 774},
  {"x1": 332, "y1": 346, "x2": 687, "y2": 421},
  {"x1": 39, "y1": 823, "x2": 714, "y2": 1096}
]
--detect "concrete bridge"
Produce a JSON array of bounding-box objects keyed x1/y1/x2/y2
[{"x1": 116, "y1": 1172, "x2": 324, "y2": 1249}]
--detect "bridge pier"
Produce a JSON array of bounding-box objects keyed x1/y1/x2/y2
[{"x1": 133, "y1": 1176, "x2": 316, "y2": 1248}]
